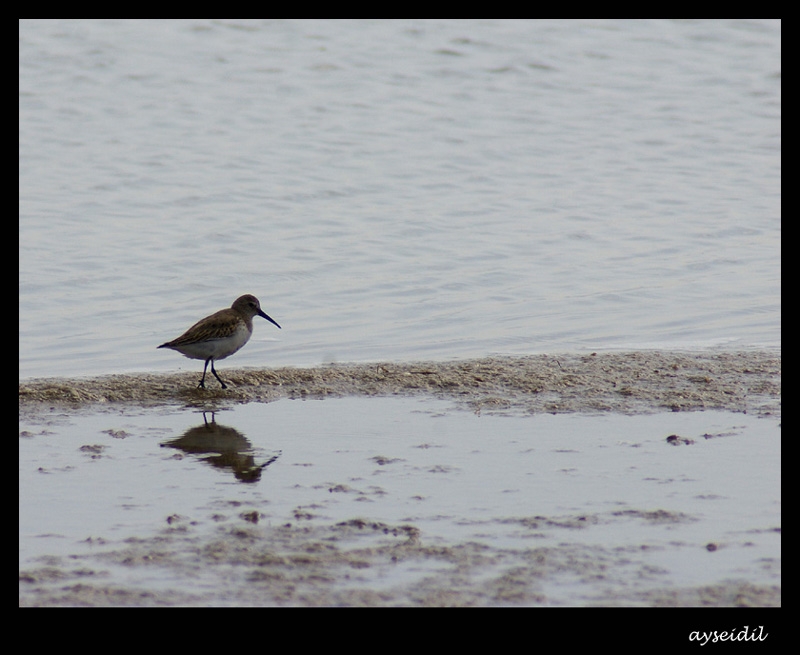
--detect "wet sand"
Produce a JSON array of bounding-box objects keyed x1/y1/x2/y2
[
  {"x1": 19, "y1": 351, "x2": 781, "y2": 418},
  {"x1": 19, "y1": 516, "x2": 781, "y2": 608},
  {"x1": 19, "y1": 351, "x2": 781, "y2": 607}
]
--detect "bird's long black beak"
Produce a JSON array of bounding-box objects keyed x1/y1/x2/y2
[{"x1": 258, "y1": 310, "x2": 281, "y2": 329}]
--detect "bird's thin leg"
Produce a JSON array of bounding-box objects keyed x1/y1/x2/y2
[
  {"x1": 198, "y1": 358, "x2": 211, "y2": 389},
  {"x1": 210, "y1": 360, "x2": 228, "y2": 389}
]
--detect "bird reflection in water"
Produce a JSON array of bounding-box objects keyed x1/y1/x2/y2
[{"x1": 161, "y1": 412, "x2": 280, "y2": 482}]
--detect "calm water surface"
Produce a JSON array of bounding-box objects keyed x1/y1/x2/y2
[
  {"x1": 19, "y1": 398, "x2": 781, "y2": 604},
  {"x1": 19, "y1": 20, "x2": 781, "y2": 379}
]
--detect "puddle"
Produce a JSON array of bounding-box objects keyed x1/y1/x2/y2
[{"x1": 19, "y1": 397, "x2": 780, "y2": 606}]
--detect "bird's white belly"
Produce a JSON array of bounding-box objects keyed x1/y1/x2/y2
[{"x1": 176, "y1": 324, "x2": 252, "y2": 361}]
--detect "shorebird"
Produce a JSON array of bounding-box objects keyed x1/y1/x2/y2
[{"x1": 158, "y1": 294, "x2": 281, "y2": 389}]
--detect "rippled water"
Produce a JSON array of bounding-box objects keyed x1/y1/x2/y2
[{"x1": 19, "y1": 20, "x2": 781, "y2": 379}]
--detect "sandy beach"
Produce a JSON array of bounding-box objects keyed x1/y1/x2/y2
[{"x1": 19, "y1": 351, "x2": 781, "y2": 418}]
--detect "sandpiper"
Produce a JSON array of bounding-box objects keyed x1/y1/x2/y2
[{"x1": 158, "y1": 294, "x2": 281, "y2": 389}]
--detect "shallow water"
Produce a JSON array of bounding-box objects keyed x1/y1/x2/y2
[{"x1": 19, "y1": 397, "x2": 780, "y2": 606}]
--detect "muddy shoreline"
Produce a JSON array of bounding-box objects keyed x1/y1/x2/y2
[
  {"x1": 19, "y1": 351, "x2": 781, "y2": 418},
  {"x1": 20, "y1": 350, "x2": 781, "y2": 607}
]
